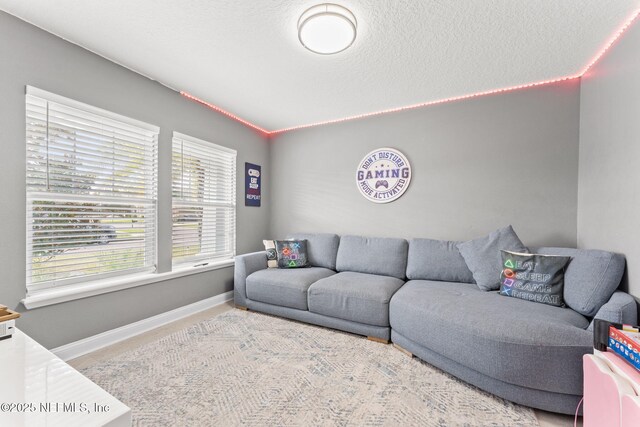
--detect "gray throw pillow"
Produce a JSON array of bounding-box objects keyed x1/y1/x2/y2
[
  {"x1": 457, "y1": 225, "x2": 528, "y2": 291},
  {"x1": 533, "y1": 247, "x2": 626, "y2": 317}
]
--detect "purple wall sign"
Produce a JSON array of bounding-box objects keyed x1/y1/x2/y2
[{"x1": 245, "y1": 163, "x2": 261, "y2": 207}]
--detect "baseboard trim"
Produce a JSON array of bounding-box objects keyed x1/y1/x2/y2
[{"x1": 51, "y1": 291, "x2": 233, "y2": 361}]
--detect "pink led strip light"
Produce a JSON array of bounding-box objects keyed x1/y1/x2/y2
[
  {"x1": 180, "y1": 91, "x2": 270, "y2": 135},
  {"x1": 578, "y1": 7, "x2": 640, "y2": 76},
  {"x1": 182, "y1": 7, "x2": 640, "y2": 136}
]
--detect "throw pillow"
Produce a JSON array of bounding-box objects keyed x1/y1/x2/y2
[
  {"x1": 275, "y1": 240, "x2": 309, "y2": 268},
  {"x1": 262, "y1": 240, "x2": 278, "y2": 268},
  {"x1": 534, "y1": 247, "x2": 625, "y2": 317},
  {"x1": 499, "y1": 250, "x2": 571, "y2": 307},
  {"x1": 457, "y1": 225, "x2": 528, "y2": 291}
]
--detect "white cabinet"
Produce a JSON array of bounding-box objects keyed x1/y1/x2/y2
[{"x1": 0, "y1": 329, "x2": 131, "y2": 426}]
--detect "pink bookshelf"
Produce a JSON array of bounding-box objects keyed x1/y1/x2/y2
[{"x1": 583, "y1": 350, "x2": 640, "y2": 427}]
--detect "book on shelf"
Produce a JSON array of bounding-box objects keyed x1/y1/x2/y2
[{"x1": 608, "y1": 325, "x2": 640, "y2": 372}]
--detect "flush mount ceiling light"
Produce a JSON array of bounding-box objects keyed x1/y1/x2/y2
[{"x1": 298, "y1": 3, "x2": 357, "y2": 55}]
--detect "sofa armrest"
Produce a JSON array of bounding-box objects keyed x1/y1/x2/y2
[
  {"x1": 588, "y1": 291, "x2": 638, "y2": 331},
  {"x1": 234, "y1": 251, "x2": 267, "y2": 307}
]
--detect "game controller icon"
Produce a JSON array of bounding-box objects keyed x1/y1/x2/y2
[
  {"x1": 375, "y1": 180, "x2": 389, "y2": 189},
  {"x1": 248, "y1": 168, "x2": 260, "y2": 177}
]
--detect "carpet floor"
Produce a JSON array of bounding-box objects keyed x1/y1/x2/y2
[{"x1": 80, "y1": 309, "x2": 539, "y2": 426}]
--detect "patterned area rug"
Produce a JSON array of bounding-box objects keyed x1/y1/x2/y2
[{"x1": 80, "y1": 310, "x2": 539, "y2": 426}]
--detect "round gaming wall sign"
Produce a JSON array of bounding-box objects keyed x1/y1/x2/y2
[{"x1": 356, "y1": 147, "x2": 412, "y2": 203}]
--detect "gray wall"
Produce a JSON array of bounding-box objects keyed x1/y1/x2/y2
[
  {"x1": 270, "y1": 81, "x2": 581, "y2": 247},
  {"x1": 0, "y1": 12, "x2": 270, "y2": 348},
  {"x1": 578, "y1": 18, "x2": 640, "y2": 299}
]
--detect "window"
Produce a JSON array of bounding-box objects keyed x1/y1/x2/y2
[
  {"x1": 172, "y1": 132, "x2": 236, "y2": 266},
  {"x1": 26, "y1": 87, "x2": 158, "y2": 292}
]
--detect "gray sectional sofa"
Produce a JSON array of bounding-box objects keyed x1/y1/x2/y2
[{"x1": 234, "y1": 233, "x2": 638, "y2": 414}]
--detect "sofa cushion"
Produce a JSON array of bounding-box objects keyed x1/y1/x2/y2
[
  {"x1": 246, "y1": 267, "x2": 335, "y2": 310},
  {"x1": 389, "y1": 280, "x2": 592, "y2": 395},
  {"x1": 407, "y1": 238, "x2": 475, "y2": 283},
  {"x1": 286, "y1": 233, "x2": 340, "y2": 270},
  {"x1": 308, "y1": 271, "x2": 404, "y2": 327},
  {"x1": 533, "y1": 247, "x2": 625, "y2": 317},
  {"x1": 389, "y1": 280, "x2": 593, "y2": 394},
  {"x1": 336, "y1": 235, "x2": 408, "y2": 279},
  {"x1": 457, "y1": 225, "x2": 528, "y2": 291}
]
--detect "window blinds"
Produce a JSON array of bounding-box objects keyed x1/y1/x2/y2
[
  {"x1": 26, "y1": 87, "x2": 158, "y2": 291},
  {"x1": 172, "y1": 132, "x2": 236, "y2": 265}
]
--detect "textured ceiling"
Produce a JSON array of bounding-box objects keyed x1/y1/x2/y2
[{"x1": 1, "y1": 1, "x2": 639, "y2": 132}]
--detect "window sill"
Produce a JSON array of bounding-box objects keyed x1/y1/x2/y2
[{"x1": 22, "y1": 258, "x2": 235, "y2": 309}]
